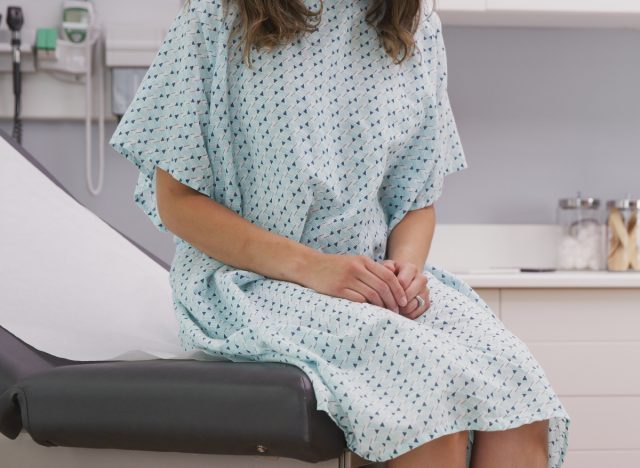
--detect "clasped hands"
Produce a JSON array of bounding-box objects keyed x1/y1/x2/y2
[
  {"x1": 379, "y1": 258, "x2": 430, "y2": 320},
  {"x1": 306, "y1": 253, "x2": 430, "y2": 320}
]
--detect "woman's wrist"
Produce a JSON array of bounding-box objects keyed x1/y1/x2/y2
[
  {"x1": 279, "y1": 242, "x2": 322, "y2": 288},
  {"x1": 386, "y1": 252, "x2": 426, "y2": 272},
  {"x1": 385, "y1": 206, "x2": 435, "y2": 274}
]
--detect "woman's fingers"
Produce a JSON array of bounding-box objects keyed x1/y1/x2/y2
[
  {"x1": 381, "y1": 259, "x2": 397, "y2": 274},
  {"x1": 341, "y1": 287, "x2": 368, "y2": 304},
  {"x1": 400, "y1": 295, "x2": 419, "y2": 316},
  {"x1": 357, "y1": 267, "x2": 400, "y2": 312},
  {"x1": 399, "y1": 275, "x2": 430, "y2": 317},
  {"x1": 392, "y1": 261, "x2": 416, "y2": 288},
  {"x1": 404, "y1": 275, "x2": 429, "y2": 304},
  {"x1": 363, "y1": 259, "x2": 408, "y2": 310},
  {"x1": 394, "y1": 262, "x2": 423, "y2": 314},
  {"x1": 353, "y1": 278, "x2": 389, "y2": 310},
  {"x1": 407, "y1": 291, "x2": 430, "y2": 319}
]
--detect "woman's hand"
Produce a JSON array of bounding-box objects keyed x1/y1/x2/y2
[
  {"x1": 381, "y1": 259, "x2": 430, "y2": 320},
  {"x1": 302, "y1": 253, "x2": 408, "y2": 312}
]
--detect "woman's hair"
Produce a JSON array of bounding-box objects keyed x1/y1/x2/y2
[{"x1": 184, "y1": 0, "x2": 433, "y2": 68}]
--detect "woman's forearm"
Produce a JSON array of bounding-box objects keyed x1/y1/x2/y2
[
  {"x1": 385, "y1": 205, "x2": 436, "y2": 269},
  {"x1": 156, "y1": 169, "x2": 320, "y2": 286}
]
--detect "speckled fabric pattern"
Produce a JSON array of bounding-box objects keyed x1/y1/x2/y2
[{"x1": 109, "y1": 0, "x2": 570, "y2": 464}]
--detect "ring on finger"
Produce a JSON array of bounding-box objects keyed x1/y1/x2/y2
[{"x1": 416, "y1": 294, "x2": 425, "y2": 308}]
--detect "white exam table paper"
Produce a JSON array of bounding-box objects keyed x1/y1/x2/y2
[{"x1": 0, "y1": 135, "x2": 218, "y2": 362}]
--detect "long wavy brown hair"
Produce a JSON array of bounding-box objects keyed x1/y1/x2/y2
[{"x1": 184, "y1": 0, "x2": 434, "y2": 68}]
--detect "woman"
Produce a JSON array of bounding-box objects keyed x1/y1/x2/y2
[{"x1": 109, "y1": 0, "x2": 571, "y2": 466}]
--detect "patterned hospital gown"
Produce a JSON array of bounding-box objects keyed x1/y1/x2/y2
[{"x1": 109, "y1": 0, "x2": 571, "y2": 465}]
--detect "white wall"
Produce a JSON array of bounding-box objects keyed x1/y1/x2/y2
[{"x1": 441, "y1": 24, "x2": 640, "y2": 223}]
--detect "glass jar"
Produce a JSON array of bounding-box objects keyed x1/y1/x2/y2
[
  {"x1": 606, "y1": 199, "x2": 640, "y2": 272},
  {"x1": 556, "y1": 195, "x2": 604, "y2": 271}
]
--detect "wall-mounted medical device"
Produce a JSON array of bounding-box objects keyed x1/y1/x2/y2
[
  {"x1": 1, "y1": 1, "x2": 183, "y2": 195},
  {"x1": 5, "y1": 6, "x2": 24, "y2": 144},
  {"x1": 0, "y1": 2, "x2": 105, "y2": 196},
  {"x1": 63, "y1": 1, "x2": 93, "y2": 43},
  {"x1": 35, "y1": 1, "x2": 98, "y2": 75},
  {"x1": 0, "y1": 20, "x2": 34, "y2": 74},
  {"x1": 30, "y1": 1, "x2": 105, "y2": 196}
]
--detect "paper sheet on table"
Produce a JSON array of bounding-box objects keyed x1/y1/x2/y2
[{"x1": 0, "y1": 135, "x2": 225, "y2": 362}]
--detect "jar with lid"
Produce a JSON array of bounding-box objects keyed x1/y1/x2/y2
[
  {"x1": 556, "y1": 195, "x2": 604, "y2": 270},
  {"x1": 606, "y1": 198, "x2": 640, "y2": 271}
]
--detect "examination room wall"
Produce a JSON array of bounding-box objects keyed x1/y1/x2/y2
[{"x1": 2, "y1": 19, "x2": 639, "y2": 265}]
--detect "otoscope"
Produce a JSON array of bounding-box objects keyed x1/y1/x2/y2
[{"x1": 7, "y1": 6, "x2": 24, "y2": 144}]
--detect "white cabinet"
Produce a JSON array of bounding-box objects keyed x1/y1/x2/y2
[
  {"x1": 438, "y1": 0, "x2": 486, "y2": 11},
  {"x1": 437, "y1": 0, "x2": 640, "y2": 27},
  {"x1": 499, "y1": 288, "x2": 640, "y2": 341},
  {"x1": 487, "y1": 0, "x2": 640, "y2": 14},
  {"x1": 462, "y1": 284, "x2": 640, "y2": 467},
  {"x1": 494, "y1": 287, "x2": 640, "y2": 468}
]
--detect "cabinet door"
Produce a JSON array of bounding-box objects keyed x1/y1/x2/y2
[
  {"x1": 500, "y1": 289, "x2": 640, "y2": 395},
  {"x1": 438, "y1": 0, "x2": 486, "y2": 12},
  {"x1": 564, "y1": 450, "x2": 640, "y2": 468},
  {"x1": 500, "y1": 289, "x2": 640, "y2": 342},
  {"x1": 500, "y1": 288, "x2": 640, "y2": 462},
  {"x1": 561, "y1": 396, "x2": 640, "y2": 450},
  {"x1": 525, "y1": 342, "x2": 640, "y2": 395},
  {"x1": 487, "y1": 0, "x2": 640, "y2": 13}
]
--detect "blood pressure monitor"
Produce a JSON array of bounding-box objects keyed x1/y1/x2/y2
[{"x1": 62, "y1": 1, "x2": 94, "y2": 43}]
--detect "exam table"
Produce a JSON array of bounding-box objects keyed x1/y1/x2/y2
[{"x1": 0, "y1": 129, "x2": 363, "y2": 467}]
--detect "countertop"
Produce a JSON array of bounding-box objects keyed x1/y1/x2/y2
[{"x1": 455, "y1": 270, "x2": 640, "y2": 289}]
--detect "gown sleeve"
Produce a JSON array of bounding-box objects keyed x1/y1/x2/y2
[
  {"x1": 407, "y1": 11, "x2": 467, "y2": 212},
  {"x1": 109, "y1": 2, "x2": 216, "y2": 232}
]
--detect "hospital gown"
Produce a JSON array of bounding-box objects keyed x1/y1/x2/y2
[{"x1": 109, "y1": 0, "x2": 571, "y2": 464}]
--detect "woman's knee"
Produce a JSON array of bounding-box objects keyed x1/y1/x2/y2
[
  {"x1": 524, "y1": 419, "x2": 549, "y2": 446},
  {"x1": 475, "y1": 418, "x2": 548, "y2": 448},
  {"x1": 434, "y1": 430, "x2": 469, "y2": 450},
  {"x1": 387, "y1": 430, "x2": 469, "y2": 467}
]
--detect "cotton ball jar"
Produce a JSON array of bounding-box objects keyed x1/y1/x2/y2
[{"x1": 557, "y1": 195, "x2": 604, "y2": 271}]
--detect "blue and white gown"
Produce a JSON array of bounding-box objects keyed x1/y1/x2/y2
[{"x1": 109, "y1": 0, "x2": 571, "y2": 464}]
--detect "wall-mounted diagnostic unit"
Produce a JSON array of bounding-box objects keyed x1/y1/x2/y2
[
  {"x1": 0, "y1": 1, "x2": 106, "y2": 196},
  {"x1": 5, "y1": 6, "x2": 24, "y2": 144},
  {"x1": 63, "y1": 1, "x2": 93, "y2": 43}
]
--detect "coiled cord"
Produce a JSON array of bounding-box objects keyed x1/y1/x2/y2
[
  {"x1": 12, "y1": 91, "x2": 22, "y2": 144},
  {"x1": 12, "y1": 55, "x2": 22, "y2": 144}
]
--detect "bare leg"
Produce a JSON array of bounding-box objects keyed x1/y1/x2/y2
[
  {"x1": 470, "y1": 419, "x2": 549, "y2": 468},
  {"x1": 387, "y1": 430, "x2": 469, "y2": 468}
]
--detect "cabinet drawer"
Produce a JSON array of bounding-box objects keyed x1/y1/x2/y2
[
  {"x1": 526, "y1": 342, "x2": 640, "y2": 395},
  {"x1": 561, "y1": 396, "x2": 640, "y2": 450},
  {"x1": 501, "y1": 289, "x2": 640, "y2": 341},
  {"x1": 564, "y1": 450, "x2": 640, "y2": 468}
]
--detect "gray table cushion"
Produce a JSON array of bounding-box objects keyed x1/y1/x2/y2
[
  {"x1": 0, "y1": 326, "x2": 346, "y2": 462},
  {"x1": 0, "y1": 129, "x2": 345, "y2": 462}
]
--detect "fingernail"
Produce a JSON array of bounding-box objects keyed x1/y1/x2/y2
[{"x1": 400, "y1": 296, "x2": 407, "y2": 307}]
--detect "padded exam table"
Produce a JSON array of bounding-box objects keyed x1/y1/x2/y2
[{"x1": 0, "y1": 129, "x2": 363, "y2": 467}]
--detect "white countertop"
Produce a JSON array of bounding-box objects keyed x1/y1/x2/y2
[
  {"x1": 428, "y1": 225, "x2": 640, "y2": 288},
  {"x1": 455, "y1": 270, "x2": 640, "y2": 289}
]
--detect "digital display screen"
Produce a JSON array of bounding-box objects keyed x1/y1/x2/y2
[{"x1": 64, "y1": 9, "x2": 89, "y2": 24}]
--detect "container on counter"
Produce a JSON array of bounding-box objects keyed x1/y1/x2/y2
[
  {"x1": 556, "y1": 195, "x2": 604, "y2": 270},
  {"x1": 607, "y1": 198, "x2": 640, "y2": 272}
]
